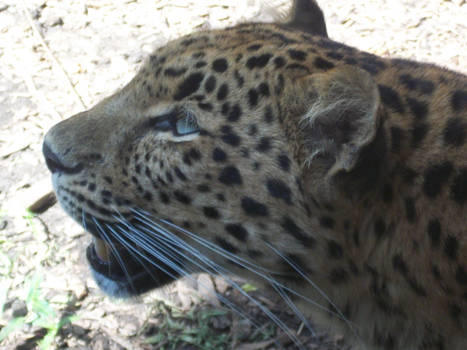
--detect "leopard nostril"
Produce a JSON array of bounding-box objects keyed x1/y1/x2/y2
[{"x1": 42, "y1": 142, "x2": 83, "y2": 175}]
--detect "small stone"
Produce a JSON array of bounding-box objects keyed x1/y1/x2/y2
[
  {"x1": 209, "y1": 314, "x2": 231, "y2": 331},
  {"x1": 11, "y1": 299, "x2": 28, "y2": 318},
  {"x1": 48, "y1": 17, "x2": 64, "y2": 27}
]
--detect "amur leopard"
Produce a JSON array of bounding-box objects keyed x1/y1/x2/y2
[{"x1": 42, "y1": 1, "x2": 466, "y2": 349}]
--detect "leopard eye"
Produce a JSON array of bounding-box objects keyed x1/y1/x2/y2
[{"x1": 174, "y1": 110, "x2": 199, "y2": 136}]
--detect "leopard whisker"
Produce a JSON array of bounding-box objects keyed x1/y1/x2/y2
[
  {"x1": 116, "y1": 210, "x2": 307, "y2": 349},
  {"x1": 270, "y1": 281, "x2": 316, "y2": 337},
  {"x1": 111, "y1": 218, "x2": 302, "y2": 349},
  {"x1": 266, "y1": 242, "x2": 365, "y2": 348},
  {"x1": 155, "y1": 216, "x2": 345, "y2": 316},
  {"x1": 92, "y1": 217, "x2": 139, "y2": 296},
  {"x1": 131, "y1": 208, "x2": 276, "y2": 274}
]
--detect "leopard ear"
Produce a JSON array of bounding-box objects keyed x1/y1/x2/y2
[
  {"x1": 299, "y1": 66, "x2": 386, "y2": 199},
  {"x1": 284, "y1": 0, "x2": 328, "y2": 37}
]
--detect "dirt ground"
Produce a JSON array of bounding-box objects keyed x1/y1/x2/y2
[{"x1": 0, "y1": 0, "x2": 465, "y2": 349}]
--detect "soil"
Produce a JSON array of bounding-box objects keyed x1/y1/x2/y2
[{"x1": 0, "y1": 0, "x2": 465, "y2": 349}]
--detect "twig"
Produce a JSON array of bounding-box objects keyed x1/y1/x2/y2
[
  {"x1": 28, "y1": 191, "x2": 57, "y2": 214},
  {"x1": 19, "y1": 0, "x2": 87, "y2": 111}
]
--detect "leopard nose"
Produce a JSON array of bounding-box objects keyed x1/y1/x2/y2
[{"x1": 42, "y1": 141, "x2": 83, "y2": 175}]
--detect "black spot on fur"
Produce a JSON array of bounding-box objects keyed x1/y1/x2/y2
[
  {"x1": 203, "y1": 206, "x2": 221, "y2": 219},
  {"x1": 378, "y1": 85, "x2": 405, "y2": 114},
  {"x1": 344, "y1": 57, "x2": 358, "y2": 65},
  {"x1": 407, "y1": 98, "x2": 428, "y2": 120},
  {"x1": 390, "y1": 127, "x2": 403, "y2": 152},
  {"x1": 258, "y1": 82, "x2": 270, "y2": 96},
  {"x1": 444, "y1": 236, "x2": 459, "y2": 260},
  {"x1": 456, "y1": 265, "x2": 467, "y2": 286},
  {"x1": 273, "y1": 56, "x2": 286, "y2": 69},
  {"x1": 320, "y1": 216, "x2": 335, "y2": 229},
  {"x1": 221, "y1": 126, "x2": 241, "y2": 147},
  {"x1": 241, "y1": 197, "x2": 268, "y2": 216},
  {"x1": 174, "y1": 190, "x2": 191, "y2": 204},
  {"x1": 159, "y1": 192, "x2": 170, "y2": 204},
  {"x1": 451, "y1": 168, "x2": 467, "y2": 205},
  {"x1": 281, "y1": 217, "x2": 315, "y2": 248},
  {"x1": 225, "y1": 224, "x2": 248, "y2": 242},
  {"x1": 204, "y1": 75, "x2": 216, "y2": 93},
  {"x1": 374, "y1": 218, "x2": 386, "y2": 238},
  {"x1": 382, "y1": 184, "x2": 393, "y2": 203},
  {"x1": 288, "y1": 49, "x2": 306, "y2": 61},
  {"x1": 266, "y1": 179, "x2": 292, "y2": 204},
  {"x1": 401, "y1": 167, "x2": 417, "y2": 184},
  {"x1": 327, "y1": 240, "x2": 343, "y2": 259},
  {"x1": 228, "y1": 104, "x2": 242, "y2": 122},
  {"x1": 423, "y1": 162, "x2": 454, "y2": 198},
  {"x1": 234, "y1": 70, "x2": 244, "y2": 88},
  {"x1": 449, "y1": 304, "x2": 461, "y2": 322},
  {"x1": 247, "y1": 250, "x2": 263, "y2": 259},
  {"x1": 256, "y1": 137, "x2": 271, "y2": 152},
  {"x1": 277, "y1": 154, "x2": 291, "y2": 172},
  {"x1": 451, "y1": 90, "x2": 467, "y2": 111},
  {"x1": 217, "y1": 83, "x2": 229, "y2": 100},
  {"x1": 374, "y1": 330, "x2": 396, "y2": 349},
  {"x1": 326, "y1": 52, "x2": 343, "y2": 60},
  {"x1": 213, "y1": 147, "x2": 227, "y2": 162},
  {"x1": 286, "y1": 63, "x2": 310, "y2": 73},
  {"x1": 359, "y1": 56, "x2": 386, "y2": 75},
  {"x1": 275, "y1": 74, "x2": 285, "y2": 95},
  {"x1": 218, "y1": 166, "x2": 242, "y2": 185},
  {"x1": 411, "y1": 123, "x2": 428, "y2": 147},
  {"x1": 215, "y1": 237, "x2": 239, "y2": 254},
  {"x1": 188, "y1": 148, "x2": 201, "y2": 161},
  {"x1": 248, "y1": 124, "x2": 258, "y2": 136},
  {"x1": 246, "y1": 54, "x2": 272, "y2": 69},
  {"x1": 444, "y1": 117, "x2": 466, "y2": 147},
  {"x1": 174, "y1": 72, "x2": 204, "y2": 100},
  {"x1": 198, "y1": 102, "x2": 212, "y2": 111},
  {"x1": 195, "y1": 61, "x2": 207, "y2": 68},
  {"x1": 427, "y1": 219, "x2": 441, "y2": 248},
  {"x1": 392, "y1": 254, "x2": 408, "y2": 275},
  {"x1": 248, "y1": 88, "x2": 259, "y2": 108},
  {"x1": 329, "y1": 268, "x2": 348, "y2": 284},
  {"x1": 263, "y1": 106, "x2": 274, "y2": 123},
  {"x1": 404, "y1": 197, "x2": 416, "y2": 222},
  {"x1": 314, "y1": 57, "x2": 335, "y2": 70},
  {"x1": 164, "y1": 67, "x2": 187, "y2": 77},
  {"x1": 212, "y1": 58, "x2": 228, "y2": 73},
  {"x1": 197, "y1": 184, "x2": 210, "y2": 193},
  {"x1": 247, "y1": 44, "x2": 262, "y2": 51},
  {"x1": 399, "y1": 74, "x2": 435, "y2": 95},
  {"x1": 174, "y1": 167, "x2": 187, "y2": 181},
  {"x1": 221, "y1": 102, "x2": 230, "y2": 116},
  {"x1": 181, "y1": 38, "x2": 196, "y2": 47}
]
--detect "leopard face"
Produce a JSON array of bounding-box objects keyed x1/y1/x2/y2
[{"x1": 43, "y1": 1, "x2": 466, "y2": 349}]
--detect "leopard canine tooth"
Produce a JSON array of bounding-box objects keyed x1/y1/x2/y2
[{"x1": 93, "y1": 237, "x2": 111, "y2": 262}]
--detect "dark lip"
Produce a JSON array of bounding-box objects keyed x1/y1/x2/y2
[
  {"x1": 86, "y1": 242, "x2": 150, "y2": 282},
  {"x1": 85, "y1": 237, "x2": 179, "y2": 296}
]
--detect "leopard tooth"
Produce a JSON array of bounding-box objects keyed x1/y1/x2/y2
[{"x1": 93, "y1": 237, "x2": 111, "y2": 262}]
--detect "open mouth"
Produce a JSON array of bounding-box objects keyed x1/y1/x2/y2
[{"x1": 86, "y1": 236, "x2": 177, "y2": 297}]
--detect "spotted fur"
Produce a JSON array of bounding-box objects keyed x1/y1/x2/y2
[{"x1": 43, "y1": 1, "x2": 466, "y2": 349}]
